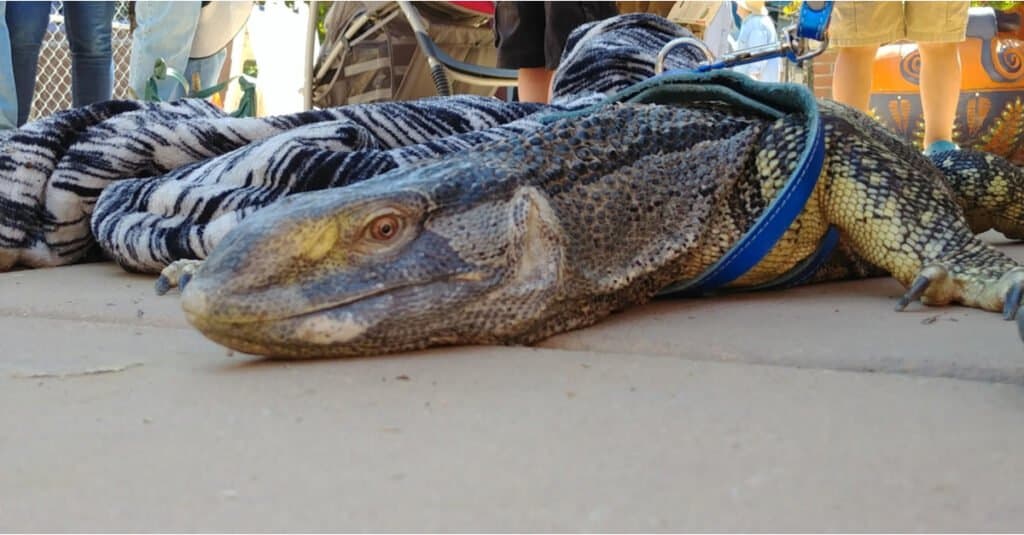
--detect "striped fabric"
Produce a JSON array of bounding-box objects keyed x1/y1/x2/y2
[{"x1": 0, "y1": 13, "x2": 697, "y2": 273}]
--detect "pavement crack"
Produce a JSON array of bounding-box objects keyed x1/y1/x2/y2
[
  {"x1": 534, "y1": 344, "x2": 1024, "y2": 386},
  {"x1": 0, "y1": 308, "x2": 193, "y2": 330},
  {"x1": 11, "y1": 362, "x2": 143, "y2": 379}
]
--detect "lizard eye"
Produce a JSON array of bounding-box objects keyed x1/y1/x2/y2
[{"x1": 368, "y1": 214, "x2": 402, "y2": 241}]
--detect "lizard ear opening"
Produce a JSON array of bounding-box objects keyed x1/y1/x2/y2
[{"x1": 506, "y1": 186, "x2": 565, "y2": 293}]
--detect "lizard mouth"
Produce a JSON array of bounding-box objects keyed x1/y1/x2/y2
[
  {"x1": 183, "y1": 270, "x2": 488, "y2": 325},
  {"x1": 182, "y1": 271, "x2": 490, "y2": 357},
  {"x1": 185, "y1": 291, "x2": 393, "y2": 357}
]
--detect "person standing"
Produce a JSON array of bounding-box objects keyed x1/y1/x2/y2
[
  {"x1": 129, "y1": 1, "x2": 241, "y2": 102},
  {"x1": 829, "y1": 1, "x2": 969, "y2": 155},
  {"x1": 6, "y1": 1, "x2": 115, "y2": 125},
  {"x1": 0, "y1": 0, "x2": 17, "y2": 131},
  {"x1": 493, "y1": 1, "x2": 619, "y2": 103},
  {"x1": 729, "y1": 0, "x2": 781, "y2": 83}
]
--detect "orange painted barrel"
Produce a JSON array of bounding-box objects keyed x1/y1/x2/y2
[{"x1": 869, "y1": 16, "x2": 1024, "y2": 163}]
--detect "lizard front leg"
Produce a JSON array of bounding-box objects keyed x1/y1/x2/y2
[{"x1": 820, "y1": 122, "x2": 1024, "y2": 317}]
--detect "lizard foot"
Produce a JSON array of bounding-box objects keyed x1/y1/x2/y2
[
  {"x1": 155, "y1": 259, "x2": 203, "y2": 295},
  {"x1": 895, "y1": 263, "x2": 1024, "y2": 320}
]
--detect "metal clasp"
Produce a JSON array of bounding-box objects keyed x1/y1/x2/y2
[{"x1": 654, "y1": 37, "x2": 715, "y2": 74}]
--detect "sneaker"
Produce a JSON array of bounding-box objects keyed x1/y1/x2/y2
[{"x1": 923, "y1": 140, "x2": 959, "y2": 156}]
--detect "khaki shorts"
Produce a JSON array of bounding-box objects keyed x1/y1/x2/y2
[{"x1": 829, "y1": 1, "x2": 969, "y2": 47}]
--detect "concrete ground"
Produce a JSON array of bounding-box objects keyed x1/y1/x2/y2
[{"x1": 2, "y1": 235, "x2": 1024, "y2": 531}]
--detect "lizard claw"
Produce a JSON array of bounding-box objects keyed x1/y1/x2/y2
[
  {"x1": 1003, "y1": 281, "x2": 1023, "y2": 320},
  {"x1": 153, "y1": 259, "x2": 203, "y2": 295},
  {"x1": 895, "y1": 274, "x2": 932, "y2": 311},
  {"x1": 155, "y1": 275, "x2": 172, "y2": 296}
]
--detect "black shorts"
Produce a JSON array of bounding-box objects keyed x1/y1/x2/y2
[{"x1": 493, "y1": 1, "x2": 619, "y2": 70}]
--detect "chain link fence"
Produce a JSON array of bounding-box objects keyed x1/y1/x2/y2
[{"x1": 28, "y1": 1, "x2": 133, "y2": 122}]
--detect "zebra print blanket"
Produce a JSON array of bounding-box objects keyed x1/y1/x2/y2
[{"x1": 0, "y1": 14, "x2": 701, "y2": 273}]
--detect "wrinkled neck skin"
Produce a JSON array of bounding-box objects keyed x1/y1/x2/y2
[{"x1": 182, "y1": 103, "x2": 771, "y2": 358}]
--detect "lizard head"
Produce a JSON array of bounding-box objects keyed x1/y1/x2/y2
[{"x1": 181, "y1": 161, "x2": 565, "y2": 358}]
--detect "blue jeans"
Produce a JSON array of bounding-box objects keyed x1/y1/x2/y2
[
  {"x1": 130, "y1": 1, "x2": 226, "y2": 101},
  {"x1": 0, "y1": 1, "x2": 17, "y2": 129},
  {"x1": 7, "y1": 1, "x2": 114, "y2": 125}
]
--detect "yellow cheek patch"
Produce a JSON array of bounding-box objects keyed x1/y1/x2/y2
[{"x1": 302, "y1": 222, "x2": 340, "y2": 262}]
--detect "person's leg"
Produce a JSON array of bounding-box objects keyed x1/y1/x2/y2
[
  {"x1": 827, "y1": 1, "x2": 902, "y2": 114},
  {"x1": 917, "y1": 42, "x2": 961, "y2": 148},
  {"x1": 6, "y1": 1, "x2": 50, "y2": 125},
  {"x1": 63, "y1": 1, "x2": 115, "y2": 107},
  {"x1": 831, "y1": 45, "x2": 878, "y2": 113},
  {"x1": 906, "y1": 1, "x2": 969, "y2": 153},
  {"x1": 493, "y1": 1, "x2": 549, "y2": 103},
  {"x1": 129, "y1": 1, "x2": 201, "y2": 101},
  {"x1": 516, "y1": 67, "x2": 553, "y2": 103},
  {"x1": 0, "y1": 1, "x2": 19, "y2": 130},
  {"x1": 183, "y1": 49, "x2": 227, "y2": 93}
]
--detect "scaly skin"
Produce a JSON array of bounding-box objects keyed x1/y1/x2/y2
[{"x1": 169, "y1": 101, "x2": 1024, "y2": 358}]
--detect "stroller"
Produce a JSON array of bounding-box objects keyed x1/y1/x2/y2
[{"x1": 309, "y1": 0, "x2": 517, "y2": 109}]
